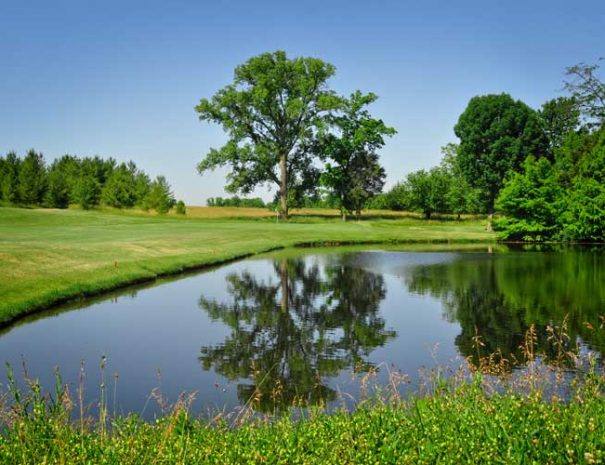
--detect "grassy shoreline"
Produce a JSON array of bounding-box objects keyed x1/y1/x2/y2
[
  {"x1": 1, "y1": 360, "x2": 604, "y2": 464},
  {"x1": 0, "y1": 207, "x2": 493, "y2": 326}
]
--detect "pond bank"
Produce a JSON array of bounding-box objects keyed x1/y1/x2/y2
[
  {"x1": 1, "y1": 361, "x2": 603, "y2": 464},
  {"x1": 0, "y1": 207, "x2": 493, "y2": 326}
]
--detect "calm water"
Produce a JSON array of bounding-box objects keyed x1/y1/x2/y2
[{"x1": 1, "y1": 246, "x2": 605, "y2": 416}]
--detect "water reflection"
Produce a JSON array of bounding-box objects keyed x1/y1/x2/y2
[
  {"x1": 198, "y1": 257, "x2": 396, "y2": 411},
  {"x1": 2, "y1": 247, "x2": 605, "y2": 416},
  {"x1": 403, "y1": 250, "x2": 605, "y2": 365}
]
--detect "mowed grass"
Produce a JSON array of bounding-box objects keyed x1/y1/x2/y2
[{"x1": 0, "y1": 207, "x2": 493, "y2": 324}]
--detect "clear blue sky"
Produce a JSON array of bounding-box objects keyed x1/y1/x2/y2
[{"x1": 1, "y1": 0, "x2": 603, "y2": 204}]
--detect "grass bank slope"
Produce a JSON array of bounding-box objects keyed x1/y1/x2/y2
[{"x1": 0, "y1": 207, "x2": 493, "y2": 324}]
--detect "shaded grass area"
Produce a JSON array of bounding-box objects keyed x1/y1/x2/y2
[{"x1": 0, "y1": 207, "x2": 493, "y2": 325}]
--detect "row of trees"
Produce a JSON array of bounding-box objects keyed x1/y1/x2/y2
[
  {"x1": 494, "y1": 60, "x2": 605, "y2": 241},
  {"x1": 195, "y1": 50, "x2": 603, "y2": 231},
  {"x1": 368, "y1": 59, "x2": 605, "y2": 239},
  {"x1": 0, "y1": 151, "x2": 179, "y2": 213},
  {"x1": 368, "y1": 143, "x2": 481, "y2": 218},
  {"x1": 196, "y1": 51, "x2": 394, "y2": 220},
  {"x1": 206, "y1": 196, "x2": 266, "y2": 208}
]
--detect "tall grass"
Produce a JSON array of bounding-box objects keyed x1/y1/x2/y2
[{"x1": 1, "y1": 321, "x2": 604, "y2": 464}]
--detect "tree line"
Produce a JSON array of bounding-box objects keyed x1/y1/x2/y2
[
  {"x1": 197, "y1": 51, "x2": 605, "y2": 240},
  {"x1": 206, "y1": 196, "x2": 266, "y2": 208},
  {"x1": 0, "y1": 151, "x2": 182, "y2": 214},
  {"x1": 370, "y1": 59, "x2": 605, "y2": 238}
]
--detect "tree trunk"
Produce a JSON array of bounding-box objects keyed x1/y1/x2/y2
[
  {"x1": 279, "y1": 259, "x2": 288, "y2": 313},
  {"x1": 486, "y1": 212, "x2": 494, "y2": 232},
  {"x1": 279, "y1": 154, "x2": 288, "y2": 220},
  {"x1": 355, "y1": 209, "x2": 361, "y2": 221},
  {"x1": 341, "y1": 209, "x2": 347, "y2": 222},
  {"x1": 486, "y1": 197, "x2": 495, "y2": 231}
]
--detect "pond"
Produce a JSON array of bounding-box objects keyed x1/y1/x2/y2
[{"x1": 1, "y1": 245, "x2": 604, "y2": 417}]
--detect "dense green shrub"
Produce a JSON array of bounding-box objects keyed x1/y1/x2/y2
[
  {"x1": 175, "y1": 200, "x2": 186, "y2": 215},
  {"x1": 496, "y1": 129, "x2": 605, "y2": 241}
]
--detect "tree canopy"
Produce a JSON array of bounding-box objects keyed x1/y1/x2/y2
[
  {"x1": 564, "y1": 59, "x2": 605, "y2": 128},
  {"x1": 0, "y1": 151, "x2": 180, "y2": 213},
  {"x1": 196, "y1": 50, "x2": 341, "y2": 219},
  {"x1": 454, "y1": 93, "x2": 547, "y2": 214},
  {"x1": 317, "y1": 91, "x2": 394, "y2": 219}
]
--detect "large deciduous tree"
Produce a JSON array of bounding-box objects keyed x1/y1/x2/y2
[
  {"x1": 454, "y1": 93, "x2": 547, "y2": 216},
  {"x1": 539, "y1": 97, "x2": 581, "y2": 155},
  {"x1": 317, "y1": 91, "x2": 395, "y2": 220},
  {"x1": 196, "y1": 51, "x2": 340, "y2": 219}
]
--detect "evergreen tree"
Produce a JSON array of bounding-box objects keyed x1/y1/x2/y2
[
  {"x1": 146, "y1": 176, "x2": 175, "y2": 214},
  {"x1": 101, "y1": 162, "x2": 138, "y2": 208},
  {"x1": 18, "y1": 150, "x2": 47, "y2": 205},
  {"x1": 73, "y1": 174, "x2": 101, "y2": 209},
  {"x1": 1, "y1": 153, "x2": 21, "y2": 203},
  {"x1": 45, "y1": 168, "x2": 70, "y2": 208}
]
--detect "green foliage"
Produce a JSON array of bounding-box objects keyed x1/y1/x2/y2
[
  {"x1": 18, "y1": 150, "x2": 47, "y2": 205},
  {"x1": 0, "y1": 151, "x2": 171, "y2": 212},
  {"x1": 175, "y1": 200, "x2": 186, "y2": 215},
  {"x1": 562, "y1": 178, "x2": 605, "y2": 241},
  {"x1": 317, "y1": 91, "x2": 395, "y2": 219},
  {"x1": 0, "y1": 152, "x2": 21, "y2": 203},
  {"x1": 1, "y1": 358, "x2": 605, "y2": 464},
  {"x1": 539, "y1": 97, "x2": 581, "y2": 154},
  {"x1": 133, "y1": 172, "x2": 152, "y2": 207},
  {"x1": 379, "y1": 182, "x2": 411, "y2": 211},
  {"x1": 559, "y1": 134, "x2": 605, "y2": 240},
  {"x1": 49, "y1": 155, "x2": 81, "y2": 205},
  {"x1": 45, "y1": 168, "x2": 70, "y2": 208},
  {"x1": 196, "y1": 50, "x2": 341, "y2": 218},
  {"x1": 101, "y1": 162, "x2": 140, "y2": 208},
  {"x1": 207, "y1": 196, "x2": 266, "y2": 208},
  {"x1": 363, "y1": 193, "x2": 389, "y2": 210},
  {"x1": 496, "y1": 129, "x2": 605, "y2": 241},
  {"x1": 145, "y1": 176, "x2": 175, "y2": 214},
  {"x1": 439, "y1": 143, "x2": 482, "y2": 217},
  {"x1": 454, "y1": 93, "x2": 548, "y2": 213},
  {"x1": 404, "y1": 168, "x2": 450, "y2": 219},
  {"x1": 80, "y1": 155, "x2": 116, "y2": 187},
  {"x1": 564, "y1": 59, "x2": 605, "y2": 128},
  {"x1": 73, "y1": 174, "x2": 101, "y2": 210},
  {"x1": 495, "y1": 156, "x2": 563, "y2": 241}
]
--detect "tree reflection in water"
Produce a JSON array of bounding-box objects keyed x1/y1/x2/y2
[
  {"x1": 403, "y1": 250, "x2": 605, "y2": 366},
  {"x1": 198, "y1": 257, "x2": 395, "y2": 412}
]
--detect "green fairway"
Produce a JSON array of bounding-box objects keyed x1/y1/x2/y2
[{"x1": 0, "y1": 207, "x2": 493, "y2": 325}]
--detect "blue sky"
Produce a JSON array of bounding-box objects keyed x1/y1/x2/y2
[{"x1": 1, "y1": 0, "x2": 604, "y2": 204}]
